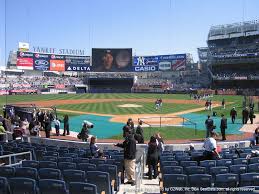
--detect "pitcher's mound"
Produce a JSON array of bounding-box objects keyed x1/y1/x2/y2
[{"x1": 117, "y1": 104, "x2": 143, "y2": 108}]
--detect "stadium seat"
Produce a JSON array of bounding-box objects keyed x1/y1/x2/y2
[
  {"x1": 162, "y1": 174, "x2": 187, "y2": 194},
  {"x1": 0, "y1": 177, "x2": 8, "y2": 194},
  {"x1": 98, "y1": 164, "x2": 120, "y2": 191},
  {"x1": 105, "y1": 159, "x2": 115, "y2": 165},
  {"x1": 180, "y1": 161, "x2": 197, "y2": 168},
  {"x1": 58, "y1": 157, "x2": 73, "y2": 163},
  {"x1": 188, "y1": 174, "x2": 212, "y2": 187},
  {"x1": 15, "y1": 167, "x2": 38, "y2": 180},
  {"x1": 233, "y1": 158, "x2": 248, "y2": 165},
  {"x1": 41, "y1": 156, "x2": 57, "y2": 162},
  {"x1": 77, "y1": 163, "x2": 97, "y2": 172},
  {"x1": 63, "y1": 153, "x2": 78, "y2": 158},
  {"x1": 200, "y1": 160, "x2": 216, "y2": 173},
  {"x1": 89, "y1": 158, "x2": 106, "y2": 166},
  {"x1": 185, "y1": 166, "x2": 206, "y2": 175},
  {"x1": 249, "y1": 157, "x2": 259, "y2": 164},
  {"x1": 42, "y1": 151, "x2": 59, "y2": 157},
  {"x1": 63, "y1": 169, "x2": 86, "y2": 183},
  {"x1": 68, "y1": 147, "x2": 80, "y2": 153},
  {"x1": 0, "y1": 167, "x2": 15, "y2": 178},
  {"x1": 248, "y1": 163, "x2": 259, "y2": 173},
  {"x1": 216, "y1": 159, "x2": 232, "y2": 167},
  {"x1": 39, "y1": 161, "x2": 58, "y2": 169},
  {"x1": 46, "y1": 147, "x2": 58, "y2": 152},
  {"x1": 160, "y1": 161, "x2": 179, "y2": 168},
  {"x1": 9, "y1": 177, "x2": 37, "y2": 194},
  {"x1": 240, "y1": 173, "x2": 259, "y2": 186},
  {"x1": 162, "y1": 166, "x2": 183, "y2": 174},
  {"x1": 86, "y1": 171, "x2": 112, "y2": 194},
  {"x1": 175, "y1": 155, "x2": 191, "y2": 161},
  {"x1": 58, "y1": 162, "x2": 76, "y2": 170},
  {"x1": 229, "y1": 165, "x2": 247, "y2": 175},
  {"x1": 22, "y1": 160, "x2": 39, "y2": 169},
  {"x1": 39, "y1": 179, "x2": 67, "y2": 194},
  {"x1": 57, "y1": 149, "x2": 69, "y2": 157},
  {"x1": 38, "y1": 168, "x2": 62, "y2": 180},
  {"x1": 223, "y1": 153, "x2": 238, "y2": 159},
  {"x1": 69, "y1": 182, "x2": 97, "y2": 194},
  {"x1": 172, "y1": 151, "x2": 185, "y2": 155},
  {"x1": 73, "y1": 157, "x2": 89, "y2": 164},
  {"x1": 210, "y1": 166, "x2": 229, "y2": 180},
  {"x1": 160, "y1": 156, "x2": 175, "y2": 161},
  {"x1": 215, "y1": 173, "x2": 239, "y2": 187}
]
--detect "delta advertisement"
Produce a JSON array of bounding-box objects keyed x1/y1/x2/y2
[
  {"x1": 133, "y1": 54, "x2": 186, "y2": 72},
  {"x1": 17, "y1": 51, "x2": 91, "y2": 71}
]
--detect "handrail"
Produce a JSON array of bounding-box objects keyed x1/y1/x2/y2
[{"x1": 0, "y1": 151, "x2": 32, "y2": 166}]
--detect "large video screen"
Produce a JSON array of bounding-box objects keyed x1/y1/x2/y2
[
  {"x1": 16, "y1": 51, "x2": 91, "y2": 71},
  {"x1": 92, "y1": 48, "x2": 132, "y2": 72}
]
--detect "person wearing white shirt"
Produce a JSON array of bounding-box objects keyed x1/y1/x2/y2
[
  {"x1": 203, "y1": 132, "x2": 220, "y2": 160},
  {"x1": 53, "y1": 118, "x2": 61, "y2": 136}
]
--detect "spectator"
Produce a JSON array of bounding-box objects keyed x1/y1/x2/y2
[
  {"x1": 90, "y1": 136, "x2": 104, "y2": 158},
  {"x1": 203, "y1": 132, "x2": 220, "y2": 160},
  {"x1": 0, "y1": 122, "x2": 6, "y2": 141},
  {"x1": 254, "y1": 127, "x2": 259, "y2": 145},
  {"x1": 53, "y1": 117, "x2": 61, "y2": 136},
  {"x1": 44, "y1": 112, "x2": 51, "y2": 138},
  {"x1": 155, "y1": 132, "x2": 164, "y2": 161},
  {"x1": 12, "y1": 122, "x2": 24, "y2": 140},
  {"x1": 63, "y1": 115, "x2": 70, "y2": 136},
  {"x1": 220, "y1": 114, "x2": 227, "y2": 141},
  {"x1": 135, "y1": 120, "x2": 144, "y2": 143},
  {"x1": 242, "y1": 107, "x2": 249, "y2": 124},
  {"x1": 205, "y1": 115, "x2": 214, "y2": 138},
  {"x1": 230, "y1": 107, "x2": 237, "y2": 124},
  {"x1": 30, "y1": 121, "x2": 41, "y2": 136},
  {"x1": 114, "y1": 127, "x2": 136, "y2": 185},
  {"x1": 78, "y1": 121, "x2": 89, "y2": 142},
  {"x1": 249, "y1": 107, "x2": 255, "y2": 124},
  {"x1": 146, "y1": 136, "x2": 159, "y2": 180}
]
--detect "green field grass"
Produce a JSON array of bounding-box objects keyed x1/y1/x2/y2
[
  {"x1": 56, "y1": 101, "x2": 201, "y2": 115},
  {"x1": 110, "y1": 126, "x2": 205, "y2": 140}
]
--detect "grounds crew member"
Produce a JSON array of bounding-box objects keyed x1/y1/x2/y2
[
  {"x1": 220, "y1": 114, "x2": 227, "y2": 141},
  {"x1": 205, "y1": 115, "x2": 214, "y2": 138},
  {"x1": 242, "y1": 107, "x2": 249, "y2": 124},
  {"x1": 230, "y1": 107, "x2": 237, "y2": 124}
]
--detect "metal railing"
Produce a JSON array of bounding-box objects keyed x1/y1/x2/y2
[{"x1": 0, "y1": 151, "x2": 32, "y2": 166}]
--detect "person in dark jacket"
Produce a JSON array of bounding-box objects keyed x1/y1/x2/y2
[
  {"x1": 205, "y1": 115, "x2": 214, "y2": 138},
  {"x1": 146, "y1": 136, "x2": 159, "y2": 179},
  {"x1": 127, "y1": 118, "x2": 135, "y2": 134},
  {"x1": 230, "y1": 107, "x2": 237, "y2": 124},
  {"x1": 79, "y1": 121, "x2": 89, "y2": 142},
  {"x1": 135, "y1": 120, "x2": 144, "y2": 143},
  {"x1": 220, "y1": 114, "x2": 227, "y2": 141},
  {"x1": 115, "y1": 127, "x2": 136, "y2": 185},
  {"x1": 43, "y1": 112, "x2": 51, "y2": 138},
  {"x1": 63, "y1": 115, "x2": 70, "y2": 136},
  {"x1": 249, "y1": 108, "x2": 255, "y2": 124},
  {"x1": 242, "y1": 107, "x2": 249, "y2": 124}
]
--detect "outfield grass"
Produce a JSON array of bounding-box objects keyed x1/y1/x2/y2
[
  {"x1": 110, "y1": 126, "x2": 205, "y2": 140},
  {"x1": 56, "y1": 101, "x2": 201, "y2": 115}
]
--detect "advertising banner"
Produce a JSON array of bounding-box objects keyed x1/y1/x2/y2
[
  {"x1": 133, "y1": 54, "x2": 186, "y2": 72},
  {"x1": 65, "y1": 55, "x2": 91, "y2": 71},
  {"x1": 92, "y1": 48, "x2": 132, "y2": 72},
  {"x1": 33, "y1": 53, "x2": 50, "y2": 71},
  {"x1": 17, "y1": 51, "x2": 34, "y2": 70}
]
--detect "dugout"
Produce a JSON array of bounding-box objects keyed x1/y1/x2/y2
[{"x1": 88, "y1": 78, "x2": 133, "y2": 93}]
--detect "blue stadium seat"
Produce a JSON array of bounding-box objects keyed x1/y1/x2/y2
[
  {"x1": 39, "y1": 179, "x2": 67, "y2": 194},
  {"x1": 200, "y1": 160, "x2": 216, "y2": 173},
  {"x1": 41, "y1": 156, "x2": 57, "y2": 162},
  {"x1": 240, "y1": 173, "x2": 259, "y2": 186},
  {"x1": 250, "y1": 157, "x2": 259, "y2": 164},
  {"x1": 89, "y1": 158, "x2": 106, "y2": 166},
  {"x1": 215, "y1": 173, "x2": 239, "y2": 187},
  {"x1": 229, "y1": 164, "x2": 247, "y2": 175},
  {"x1": 105, "y1": 159, "x2": 115, "y2": 165},
  {"x1": 210, "y1": 166, "x2": 229, "y2": 181},
  {"x1": 86, "y1": 171, "x2": 112, "y2": 194},
  {"x1": 175, "y1": 155, "x2": 191, "y2": 161},
  {"x1": 77, "y1": 163, "x2": 97, "y2": 172},
  {"x1": 0, "y1": 177, "x2": 8, "y2": 194},
  {"x1": 15, "y1": 167, "x2": 38, "y2": 180},
  {"x1": 160, "y1": 161, "x2": 179, "y2": 168},
  {"x1": 216, "y1": 159, "x2": 232, "y2": 167},
  {"x1": 188, "y1": 174, "x2": 212, "y2": 187},
  {"x1": 57, "y1": 149, "x2": 69, "y2": 157},
  {"x1": 68, "y1": 147, "x2": 80, "y2": 153},
  {"x1": 98, "y1": 164, "x2": 120, "y2": 191},
  {"x1": 73, "y1": 158, "x2": 89, "y2": 164},
  {"x1": 9, "y1": 177, "x2": 37, "y2": 194},
  {"x1": 160, "y1": 155, "x2": 175, "y2": 161},
  {"x1": 248, "y1": 163, "x2": 259, "y2": 173},
  {"x1": 240, "y1": 153, "x2": 249, "y2": 158},
  {"x1": 63, "y1": 169, "x2": 86, "y2": 183},
  {"x1": 63, "y1": 153, "x2": 78, "y2": 158},
  {"x1": 39, "y1": 161, "x2": 58, "y2": 169},
  {"x1": 46, "y1": 147, "x2": 58, "y2": 152},
  {"x1": 185, "y1": 166, "x2": 206, "y2": 175},
  {"x1": 0, "y1": 167, "x2": 15, "y2": 178},
  {"x1": 180, "y1": 161, "x2": 197, "y2": 169},
  {"x1": 162, "y1": 166, "x2": 183, "y2": 174},
  {"x1": 233, "y1": 158, "x2": 248, "y2": 165},
  {"x1": 223, "y1": 153, "x2": 238, "y2": 159},
  {"x1": 22, "y1": 160, "x2": 39, "y2": 169},
  {"x1": 58, "y1": 162, "x2": 76, "y2": 171},
  {"x1": 42, "y1": 151, "x2": 59, "y2": 157},
  {"x1": 163, "y1": 174, "x2": 187, "y2": 194},
  {"x1": 69, "y1": 182, "x2": 97, "y2": 194},
  {"x1": 38, "y1": 168, "x2": 62, "y2": 180},
  {"x1": 58, "y1": 157, "x2": 73, "y2": 163},
  {"x1": 172, "y1": 151, "x2": 185, "y2": 155}
]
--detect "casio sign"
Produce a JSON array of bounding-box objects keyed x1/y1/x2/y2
[{"x1": 134, "y1": 66, "x2": 156, "y2": 72}]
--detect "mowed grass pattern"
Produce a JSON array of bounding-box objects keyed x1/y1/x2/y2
[
  {"x1": 110, "y1": 126, "x2": 205, "y2": 140},
  {"x1": 56, "y1": 102, "x2": 201, "y2": 115}
]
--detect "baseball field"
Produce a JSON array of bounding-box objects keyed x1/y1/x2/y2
[{"x1": 0, "y1": 93, "x2": 253, "y2": 142}]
